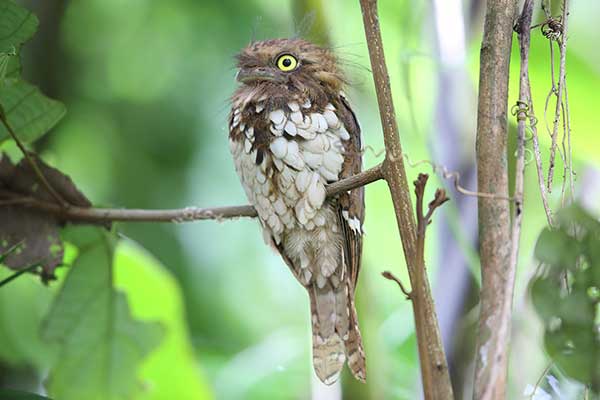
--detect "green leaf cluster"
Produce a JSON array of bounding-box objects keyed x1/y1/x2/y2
[
  {"x1": 531, "y1": 206, "x2": 600, "y2": 392},
  {"x1": 0, "y1": 2, "x2": 213, "y2": 399},
  {"x1": 0, "y1": 0, "x2": 65, "y2": 143}
]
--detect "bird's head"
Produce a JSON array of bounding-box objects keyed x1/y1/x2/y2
[{"x1": 235, "y1": 39, "x2": 345, "y2": 95}]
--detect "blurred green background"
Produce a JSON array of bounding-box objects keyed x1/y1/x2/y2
[{"x1": 1, "y1": 0, "x2": 599, "y2": 399}]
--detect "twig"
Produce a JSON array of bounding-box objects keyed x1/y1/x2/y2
[
  {"x1": 0, "y1": 110, "x2": 68, "y2": 207},
  {"x1": 472, "y1": 0, "x2": 517, "y2": 399},
  {"x1": 528, "y1": 362, "x2": 553, "y2": 400},
  {"x1": 402, "y1": 153, "x2": 513, "y2": 201},
  {"x1": 412, "y1": 173, "x2": 450, "y2": 398},
  {"x1": 501, "y1": 4, "x2": 534, "y2": 400},
  {"x1": 512, "y1": 0, "x2": 536, "y2": 266},
  {"x1": 529, "y1": 82, "x2": 555, "y2": 226},
  {"x1": 366, "y1": 145, "x2": 513, "y2": 200},
  {"x1": 547, "y1": 0, "x2": 570, "y2": 192},
  {"x1": 563, "y1": 84, "x2": 574, "y2": 201},
  {"x1": 512, "y1": 0, "x2": 532, "y2": 291},
  {"x1": 359, "y1": 1, "x2": 454, "y2": 398},
  {"x1": 0, "y1": 163, "x2": 384, "y2": 223},
  {"x1": 381, "y1": 271, "x2": 411, "y2": 299},
  {"x1": 414, "y1": 174, "x2": 449, "y2": 235},
  {"x1": 0, "y1": 261, "x2": 41, "y2": 288}
]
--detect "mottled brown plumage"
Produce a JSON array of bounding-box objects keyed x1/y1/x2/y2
[{"x1": 228, "y1": 38, "x2": 365, "y2": 384}]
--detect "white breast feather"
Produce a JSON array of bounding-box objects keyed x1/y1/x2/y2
[{"x1": 230, "y1": 102, "x2": 352, "y2": 245}]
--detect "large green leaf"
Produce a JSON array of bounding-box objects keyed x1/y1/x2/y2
[
  {"x1": 0, "y1": 0, "x2": 39, "y2": 53},
  {"x1": 530, "y1": 205, "x2": 600, "y2": 392},
  {"x1": 0, "y1": 1, "x2": 65, "y2": 143},
  {"x1": 41, "y1": 227, "x2": 164, "y2": 400},
  {"x1": 114, "y1": 239, "x2": 214, "y2": 400},
  {"x1": 0, "y1": 79, "x2": 66, "y2": 143}
]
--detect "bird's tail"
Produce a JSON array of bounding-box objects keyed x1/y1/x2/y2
[{"x1": 309, "y1": 282, "x2": 366, "y2": 385}]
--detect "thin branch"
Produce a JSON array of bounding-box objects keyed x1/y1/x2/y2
[
  {"x1": 412, "y1": 173, "x2": 450, "y2": 399},
  {"x1": 381, "y1": 271, "x2": 412, "y2": 299},
  {"x1": 512, "y1": 0, "x2": 533, "y2": 284},
  {"x1": 0, "y1": 261, "x2": 41, "y2": 288},
  {"x1": 503, "y1": 3, "x2": 534, "y2": 400},
  {"x1": 402, "y1": 153, "x2": 513, "y2": 201},
  {"x1": 359, "y1": 1, "x2": 454, "y2": 398},
  {"x1": 0, "y1": 111, "x2": 68, "y2": 207},
  {"x1": 528, "y1": 362, "x2": 553, "y2": 400},
  {"x1": 472, "y1": 0, "x2": 517, "y2": 399},
  {"x1": 547, "y1": 0, "x2": 570, "y2": 192},
  {"x1": 1, "y1": 163, "x2": 384, "y2": 223},
  {"x1": 563, "y1": 84, "x2": 574, "y2": 201},
  {"x1": 529, "y1": 82, "x2": 555, "y2": 226},
  {"x1": 0, "y1": 240, "x2": 25, "y2": 264},
  {"x1": 414, "y1": 174, "x2": 449, "y2": 236}
]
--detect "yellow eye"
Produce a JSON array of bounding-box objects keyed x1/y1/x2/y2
[{"x1": 276, "y1": 54, "x2": 298, "y2": 71}]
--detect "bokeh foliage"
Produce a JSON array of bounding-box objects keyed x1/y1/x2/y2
[
  {"x1": 0, "y1": 1, "x2": 211, "y2": 399},
  {"x1": 531, "y1": 206, "x2": 600, "y2": 392}
]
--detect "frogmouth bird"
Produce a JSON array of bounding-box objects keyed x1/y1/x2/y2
[{"x1": 228, "y1": 38, "x2": 365, "y2": 385}]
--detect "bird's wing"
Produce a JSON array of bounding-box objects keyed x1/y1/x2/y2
[{"x1": 336, "y1": 94, "x2": 364, "y2": 290}]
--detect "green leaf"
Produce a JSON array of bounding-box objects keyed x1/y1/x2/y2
[
  {"x1": 41, "y1": 227, "x2": 164, "y2": 400},
  {"x1": 0, "y1": 50, "x2": 20, "y2": 85},
  {"x1": 545, "y1": 324, "x2": 597, "y2": 386},
  {"x1": 0, "y1": 388, "x2": 52, "y2": 400},
  {"x1": 557, "y1": 205, "x2": 600, "y2": 235},
  {"x1": 558, "y1": 290, "x2": 595, "y2": 326},
  {"x1": 584, "y1": 233, "x2": 600, "y2": 287},
  {"x1": 114, "y1": 239, "x2": 214, "y2": 400},
  {"x1": 534, "y1": 227, "x2": 580, "y2": 272},
  {"x1": 0, "y1": 79, "x2": 66, "y2": 143},
  {"x1": 0, "y1": 268, "x2": 57, "y2": 368},
  {"x1": 530, "y1": 277, "x2": 561, "y2": 322},
  {"x1": 531, "y1": 205, "x2": 600, "y2": 392},
  {"x1": 0, "y1": 2, "x2": 65, "y2": 142},
  {"x1": 0, "y1": 0, "x2": 39, "y2": 53}
]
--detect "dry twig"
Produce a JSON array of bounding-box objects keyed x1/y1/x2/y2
[
  {"x1": 546, "y1": 0, "x2": 571, "y2": 193},
  {"x1": 381, "y1": 271, "x2": 412, "y2": 299}
]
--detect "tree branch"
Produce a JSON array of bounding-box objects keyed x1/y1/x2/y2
[
  {"x1": 1, "y1": 163, "x2": 384, "y2": 224},
  {"x1": 359, "y1": 1, "x2": 454, "y2": 398},
  {"x1": 511, "y1": 0, "x2": 533, "y2": 315},
  {"x1": 546, "y1": 0, "x2": 570, "y2": 192},
  {"x1": 472, "y1": 0, "x2": 518, "y2": 399}
]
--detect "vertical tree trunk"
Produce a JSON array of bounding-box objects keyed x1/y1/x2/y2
[{"x1": 473, "y1": 1, "x2": 518, "y2": 399}]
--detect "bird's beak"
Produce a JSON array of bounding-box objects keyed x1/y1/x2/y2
[{"x1": 236, "y1": 68, "x2": 278, "y2": 84}]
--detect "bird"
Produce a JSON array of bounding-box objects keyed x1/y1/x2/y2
[{"x1": 228, "y1": 38, "x2": 365, "y2": 385}]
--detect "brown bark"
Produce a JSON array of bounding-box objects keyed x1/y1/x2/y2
[
  {"x1": 472, "y1": 1, "x2": 518, "y2": 399},
  {"x1": 359, "y1": 1, "x2": 454, "y2": 399},
  {"x1": 0, "y1": 164, "x2": 384, "y2": 223}
]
